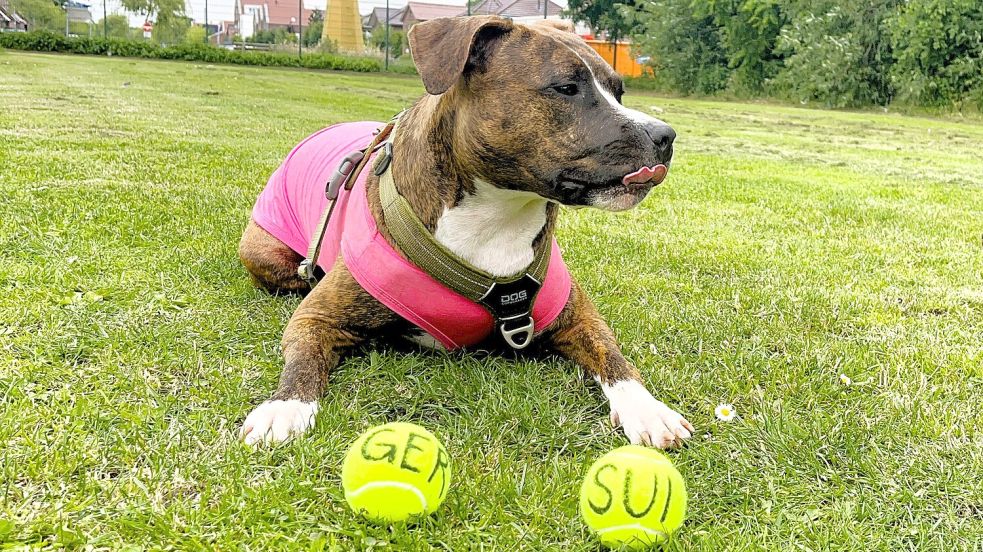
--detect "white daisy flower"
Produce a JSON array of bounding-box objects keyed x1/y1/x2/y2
[
  {"x1": 839, "y1": 374, "x2": 852, "y2": 386},
  {"x1": 715, "y1": 403, "x2": 736, "y2": 422}
]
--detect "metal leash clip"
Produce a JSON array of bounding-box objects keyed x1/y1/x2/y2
[
  {"x1": 297, "y1": 258, "x2": 318, "y2": 285},
  {"x1": 373, "y1": 141, "x2": 394, "y2": 176}
]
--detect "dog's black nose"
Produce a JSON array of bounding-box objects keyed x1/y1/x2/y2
[{"x1": 642, "y1": 121, "x2": 675, "y2": 155}]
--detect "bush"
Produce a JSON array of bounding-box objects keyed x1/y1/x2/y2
[
  {"x1": 97, "y1": 15, "x2": 135, "y2": 40},
  {"x1": 369, "y1": 26, "x2": 407, "y2": 59},
  {"x1": 0, "y1": 31, "x2": 383, "y2": 72},
  {"x1": 303, "y1": 20, "x2": 323, "y2": 47},
  {"x1": 771, "y1": 1, "x2": 899, "y2": 108},
  {"x1": 889, "y1": 0, "x2": 983, "y2": 109},
  {"x1": 632, "y1": 0, "x2": 730, "y2": 95},
  {"x1": 251, "y1": 28, "x2": 296, "y2": 45},
  {"x1": 628, "y1": 0, "x2": 978, "y2": 110},
  {"x1": 184, "y1": 26, "x2": 207, "y2": 45},
  {"x1": 698, "y1": 0, "x2": 787, "y2": 94}
]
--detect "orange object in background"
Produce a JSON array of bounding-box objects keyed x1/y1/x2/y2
[{"x1": 584, "y1": 40, "x2": 651, "y2": 77}]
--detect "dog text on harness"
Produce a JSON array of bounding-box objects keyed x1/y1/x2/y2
[{"x1": 500, "y1": 290, "x2": 528, "y2": 306}]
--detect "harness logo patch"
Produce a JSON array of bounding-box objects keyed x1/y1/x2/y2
[{"x1": 500, "y1": 290, "x2": 528, "y2": 306}]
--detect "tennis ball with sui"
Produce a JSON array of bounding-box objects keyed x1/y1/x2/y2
[
  {"x1": 580, "y1": 445, "x2": 687, "y2": 550},
  {"x1": 341, "y1": 422, "x2": 451, "y2": 523}
]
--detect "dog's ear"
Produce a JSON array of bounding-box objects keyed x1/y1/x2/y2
[{"x1": 409, "y1": 15, "x2": 514, "y2": 96}]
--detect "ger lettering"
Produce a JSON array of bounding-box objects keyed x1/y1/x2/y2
[{"x1": 360, "y1": 427, "x2": 450, "y2": 497}]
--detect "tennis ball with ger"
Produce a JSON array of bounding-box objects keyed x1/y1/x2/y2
[
  {"x1": 341, "y1": 422, "x2": 451, "y2": 523},
  {"x1": 579, "y1": 445, "x2": 687, "y2": 550}
]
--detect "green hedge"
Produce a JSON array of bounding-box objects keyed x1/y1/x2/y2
[{"x1": 0, "y1": 31, "x2": 387, "y2": 73}]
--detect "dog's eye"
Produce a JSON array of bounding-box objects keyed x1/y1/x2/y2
[{"x1": 551, "y1": 84, "x2": 579, "y2": 96}]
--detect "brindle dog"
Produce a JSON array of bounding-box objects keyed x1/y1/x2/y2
[{"x1": 238, "y1": 16, "x2": 693, "y2": 449}]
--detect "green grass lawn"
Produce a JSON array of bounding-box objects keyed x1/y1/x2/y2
[{"x1": 1, "y1": 51, "x2": 981, "y2": 551}]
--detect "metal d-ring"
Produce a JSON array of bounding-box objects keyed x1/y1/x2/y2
[{"x1": 499, "y1": 315, "x2": 535, "y2": 350}]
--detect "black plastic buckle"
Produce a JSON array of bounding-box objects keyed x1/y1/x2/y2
[{"x1": 479, "y1": 274, "x2": 542, "y2": 350}]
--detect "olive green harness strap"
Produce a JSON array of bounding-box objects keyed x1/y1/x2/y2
[
  {"x1": 374, "y1": 126, "x2": 551, "y2": 349},
  {"x1": 377, "y1": 166, "x2": 551, "y2": 302}
]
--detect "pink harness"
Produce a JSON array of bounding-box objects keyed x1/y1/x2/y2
[{"x1": 252, "y1": 122, "x2": 572, "y2": 349}]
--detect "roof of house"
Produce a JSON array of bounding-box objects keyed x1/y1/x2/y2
[
  {"x1": 0, "y1": 0, "x2": 27, "y2": 24},
  {"x1": 265, "y1": 0, "x2": 314, "y2": 26},
  {"x1": 367, "y1": 6, "x2": 404, "y2": 27},
  {"x1": 403, "y1": 1, "x2": 464, "y2": 22},
  {"x1": 466, "y1": 0, "x2": 563, "y2": 18}
]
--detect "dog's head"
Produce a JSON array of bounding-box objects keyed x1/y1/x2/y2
[{"x1": 408, "y1": 16, "x2": 675, "y2": 211}]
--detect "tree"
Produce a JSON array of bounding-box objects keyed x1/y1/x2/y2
[
  {"x1": 566, "y1": 0, "x2": 636, "y2": 41},
  {"x1": 303, "y1": 11, "x2": 323, "y2": 47},
  {"x1": 183, "y1": 25, "x2": 206, "y2": 44},
  {"x1": 252, "y1": 27, "x2": 298, "y2": 44},
  {"x1": 631, "y1": 0, "x2": 730, "y2": 94},
  {"x1": 889, "y1": 0, "x2": 983, "y2": 109},
  {"x1": 631, "y1": 0, "x2": 784, "y2": 94},
  {"x1": 121, "y1": 0, "x2": 185, "y2": 42},
  {"x1": 369, "y1": 26, "x2": 406, "y2": 58},
  {"x1": 152, "y1": 16, "x2": 191, "y2": 44},
  {"x1": 251, "y1": 29, "x2": 273, "y2": 43},
  {"x1": 10, "y1": 0, "x2": 65, "y2": 32},
  {"x1": 771, "y1": 0, "x2": 900, "y2": 107},
  {"x1": 628, "y1": 0, "x2": 979, "y2": 109},
  {"x1": 98, "y1": 14, "x2": 132, "y2": 39},
  {"x1": 695, "y1": 0, "x2": 786, "y2": 93}
]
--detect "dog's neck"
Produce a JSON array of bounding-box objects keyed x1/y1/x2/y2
[{"x1": 391, "y1": 96, "x2": 555, "y2": 278}]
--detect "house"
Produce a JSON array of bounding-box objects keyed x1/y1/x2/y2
[
  {"x1": 65, "y1": 1, "x2": 93, "y2": 25},
  {"x1": 234, "y1": 0, "x2": 315, "y2": 38},
  {"x1": 235, "y1": 1, "x2": 266, "y2": 38},
  {"x1": 217, "y1": 20, "x2": 238, "y2": 43},
  {"x1": 363, "y1": 6, "x2": 404, "y2": 32},
  {"x1": 265, "y1": 0, "x2": 313, "y2": 32},
  {"x1": 464, "y1": 0, "x2": 565, "y2": 24},
  {"x1": 464, "y1": 0, "x2": 591, "y2": 34},
  {"x1": 399, "y1": 2, "x2": 462, "y2": 31},
  {"x1": 0, "y1": 0, "x2": 28, "y2": 32}
]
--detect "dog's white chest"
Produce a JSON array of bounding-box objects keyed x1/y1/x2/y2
[{"x1": 434, "y1": 179, "x2": 548, "y2": 278}]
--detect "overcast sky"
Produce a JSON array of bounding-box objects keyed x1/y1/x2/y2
[{"x1": 97, "y1": 0, "x2": 568, "y2": 27}]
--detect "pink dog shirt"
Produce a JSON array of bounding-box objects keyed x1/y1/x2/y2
[{"x1": 252, "y1": 122, "x2": 572, "y2": 349}]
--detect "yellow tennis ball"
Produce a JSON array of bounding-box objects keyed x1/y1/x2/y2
[
  {"x1": 341, "y1": 422, "x2": 451, "y2": 523},
  {"x1": 579, "y1": 445, "x2": 687, "y2": 550}
]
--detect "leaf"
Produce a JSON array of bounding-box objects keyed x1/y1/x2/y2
[{"x1": 0, "y1": 519, "x2": 15, "y2": 540}]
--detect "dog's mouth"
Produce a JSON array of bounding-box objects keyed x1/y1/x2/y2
[
  {"x1": 554, "y1": 164, "x2": 670, "y2": 208},
  {"x1": 623, "y1": 164, "x2": 668, "y2": 187}
]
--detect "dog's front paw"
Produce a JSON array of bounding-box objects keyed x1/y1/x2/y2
[
  {"x1": 240, "y1": 399, "x2": 319, "y2": 446},
  {"x1": 602, "y1": 380, "x2": 693, "y2": 449}
]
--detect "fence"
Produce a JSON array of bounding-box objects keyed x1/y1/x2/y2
[{"x1": 585, "y1": 40, "x2": 651, "y2": 78}]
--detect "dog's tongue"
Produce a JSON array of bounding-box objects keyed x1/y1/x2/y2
[{"x1": 623, "y1": 164, "x2": 668, "y2": 186}]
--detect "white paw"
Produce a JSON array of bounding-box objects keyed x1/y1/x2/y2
[
  {"x1": 240, "y1": 400, "x2": 319, "y2": 446},
  {"x1": 601, "y1": 380, "x2": 693, "y2": 449}
]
